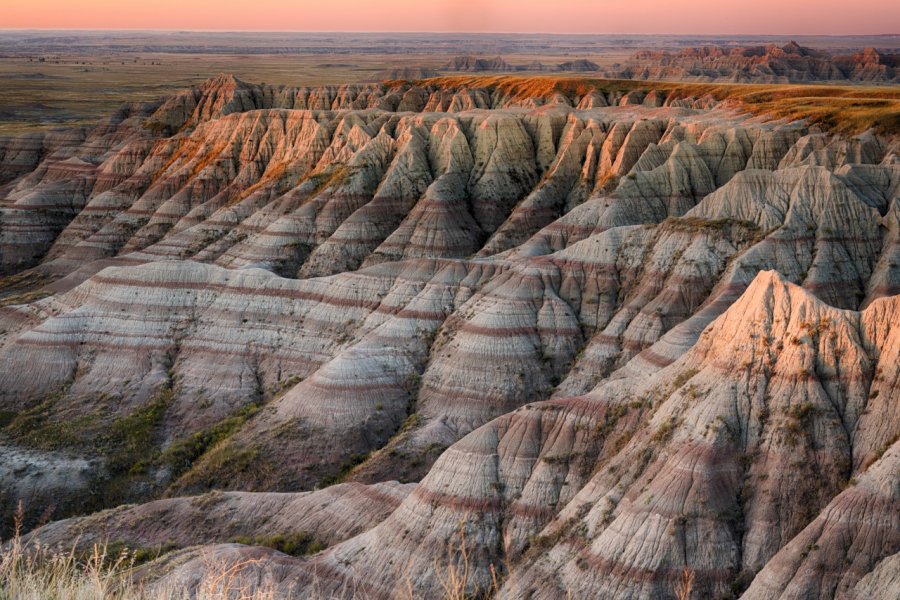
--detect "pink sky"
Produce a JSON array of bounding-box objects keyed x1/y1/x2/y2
[{"x1": 2, "y1": 0, "x2": 897, "y2": 34}]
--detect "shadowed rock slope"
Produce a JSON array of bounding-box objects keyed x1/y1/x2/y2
[{"x1": 2, "y1": 75, "x2": 899, "y2": 599}]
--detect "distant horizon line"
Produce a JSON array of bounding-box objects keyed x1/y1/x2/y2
[{"x1": 1, "y1": 28, "x2": 899, "y2": 37}]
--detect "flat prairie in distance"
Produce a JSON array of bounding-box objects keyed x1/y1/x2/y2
[{"x1": 1, "y1": 30, "x2": 898, "y2": 135}]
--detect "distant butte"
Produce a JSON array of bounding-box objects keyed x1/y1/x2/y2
[{"x1": 417, "y1": 43, "x2": 900, "y2": 83}]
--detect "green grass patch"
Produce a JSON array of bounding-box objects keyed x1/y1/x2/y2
[
  {"x1": 96, "y1": 540, "x2": 180, "y2": 567},
  {"x1": 101, "y1": 390, "x2": 173, "y2": 477},
  {"x1": 319, "y1": 452, "x2": 370, "y2": 487},
  {"x1": 157, "y1": 402, "x2": 261, "y2": 478},
  {"x1": 230, "y1": 532, "x2": 325, "y2": 557},
  {"x1": 651, "y1": 417, "x2": 678, "y2": 444},
  {"x1": 0, "y1": 410, "x2": 16, "y2": 428},
  {"x1": 663, "y1": 216, "x2": 761, "y2": 233},
  {"x1": 0, "y1": 290, "x2": 51, "y2": 307},
  {"x1": 672, "y1": 368, "x2": 699, "y2": 390},
  {"x1": 4, "y1": 388, "x2": 99, "y2": 451},
  {"x1": 169, "y1": 444, "x2": 262, "y2": 493}
]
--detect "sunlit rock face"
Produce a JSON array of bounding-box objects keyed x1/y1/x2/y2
[{"x1": 3, "y1": 75, "x2": 899, "y2": 600}]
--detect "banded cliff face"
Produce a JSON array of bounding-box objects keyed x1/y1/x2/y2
[
  {"x1": 600, "y1": 42, "x2": 900, "y2": 84},
  {"x1": 2, "y1": 75, "x2": 899, "y2": 599},
  {"x1": 408, "y1": 44, "x2": 899, "y2": 84}
]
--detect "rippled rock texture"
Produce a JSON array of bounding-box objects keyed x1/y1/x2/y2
[{"x1": 2, "y1": 75, "x2": 899, "y2": 599}]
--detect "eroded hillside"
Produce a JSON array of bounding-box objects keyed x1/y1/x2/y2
[
  {"x1": 602, "y1": 42, "x2": 900, "y2": 84},
  {"x1": 1, "y1": 75, "x2": 899, "y2": 599},
  {"x1": 432, "y1": 43, "x2": 900, "y2": 85}
]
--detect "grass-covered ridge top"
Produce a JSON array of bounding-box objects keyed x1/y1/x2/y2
[{"x1": 400, "y1": 75, "x2": 900, "y2": 135}]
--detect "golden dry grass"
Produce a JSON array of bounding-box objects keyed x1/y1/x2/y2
[
  {"x1": 4, "y1": 50, "x2": 897, "y2": 137},
  {"x1": 1, "y1": 532, "x2": 285, "y2": 599},
  {"x1": 0, "y1": 270, "x2": 53, "y2": 307},
  {"x1": 0, "y1": 49, "x2": 623, "y2": 136},
  {"x1": 0, "y1": 502, "x2": 286, "y2": 600},
  {"x1": 2, "y1": 505, "x2": 695, "y2": 600},
  {"x1": 408, "y1": 75, "x2": 900, "y2": 135}
]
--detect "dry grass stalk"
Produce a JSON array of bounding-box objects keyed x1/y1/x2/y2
[
  {"x1": 673, "y1": 566, "x2": 695, "y2": 600},
  {"x1": 0, "y1": 502, "x2": 288, "y2": 600}
]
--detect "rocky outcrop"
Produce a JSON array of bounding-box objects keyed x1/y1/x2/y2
[
  {"x1": 431, "y1": 45, "x2": 899, "y2": 83},
  {"x1": 119, "y1": 271, "x2": 900, "y2": 600},
  {"x1": 440, "y1": 56, "x2": 602, "y2": 74},
  {"x1": 2, "y1": 74, "x2": 899, "y2": 599},
  {"x1": 741, "y1": 440, "x2": 899, "y2": 599},
  {"x1": 836, "y1": 47, "x2": 900, "y2": 83},
  {"x1": 443, "y1": 56, "x2": 513, "y2": 72},
  {"x1": 495, "y1": 273, "x2": 900, "y2": 600},
  {"x1": 600, "y1": 42, "x2": 900, "y2": 84},
  {"x1": 1, "y1": 78, "x2": 778, "y2": 280},
  {"x1": 22, "y1": 482, "x2": 414, "y2": 557}
]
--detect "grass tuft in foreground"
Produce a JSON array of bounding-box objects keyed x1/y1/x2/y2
[{"x1": 0, "y1": 505, "x2": 285, "y2": 600}]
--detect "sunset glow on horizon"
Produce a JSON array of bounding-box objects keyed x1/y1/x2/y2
[{"x1": 2, "y1": 0, "x2": 898, "y2": 35}]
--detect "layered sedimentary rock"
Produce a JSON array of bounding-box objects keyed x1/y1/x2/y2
[
  {"x1": 4, "y1": 76, "x2": 802, "y2": 291},
  {"x1": 387, "y1": 43, "x2": 899, "y2": 83},
  {"x1": 2, "y1": 74, "x2": 899, "y2": 599},
  {"x1": 601, "y1": 42, "x2": 900, "y2": 84},
  {"x1": 104, "y1": 271, "x2": 900, "y2": 600},
  {"x1": 22, "y1": 482, "x2": 414, "y2": 556},
  {"x1": 443, "y1": 56, "x2": 513, "y2": 72},
  {"x1": 493, "y1": 272, "x2": 900, "y2": 600},
  {"x1": 439, "y1": 55, "x2": 603, "y2": 74}
]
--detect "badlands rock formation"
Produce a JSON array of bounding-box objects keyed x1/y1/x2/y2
[
  {"x1": 601, "y1": 42, "x2": 900, "y2": 84},
  {"x1": 2, "y1": 75, "x2": 899, "y2": 599},
  {"x1": 392, "y1": 44, "x2": 898, "y2": 83},
  {"x1": 440, "y1": 55, "x2": 602, "y2": 74},
  {"x1": 443, "y1": 56, "x2": 514, "y2": 72}
]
